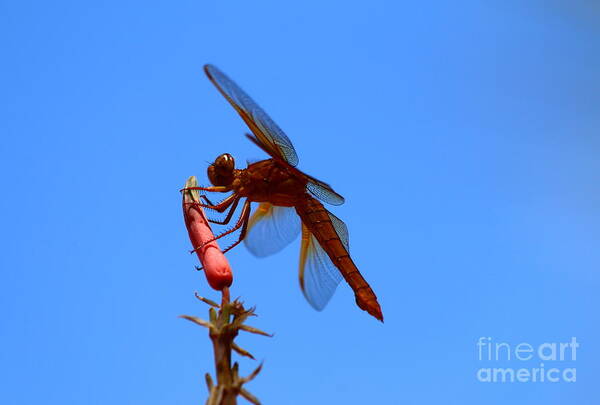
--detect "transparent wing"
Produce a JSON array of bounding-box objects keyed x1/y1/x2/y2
[
  {"x1": 298, "y1": 221, "x2": 346, "y2": 311},
  {"x1": 204, "y1": 64, "x2": 299, "y2": 166},
  {"x1": 306, "y1": 180, "x2": 345, "y2": 206},
  {"x1": 244, "y1": 203, "x2": 301, "y2": 257},
  {"x1": 328, "y1": 211, "x2": 349, "y2": 250},
  {"x1": 281, "y1": 164, "x2": 345, "y2": 206}
]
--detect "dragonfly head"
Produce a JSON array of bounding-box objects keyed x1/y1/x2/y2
[{"x1": 208, "y1": 153, "x2": 235, "y2": 186}]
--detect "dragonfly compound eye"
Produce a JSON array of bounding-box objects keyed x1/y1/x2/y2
[
  {"x1": 208, "y1": 153, "x2": 235, "y2": 186},
  {"x1": 216, "y1": 153, "x2": 235, "y2": 171}
]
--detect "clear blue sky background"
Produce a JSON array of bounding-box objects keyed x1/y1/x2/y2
[{"x1": 1, "y1": 1, "x2": 599, "y2": 404}]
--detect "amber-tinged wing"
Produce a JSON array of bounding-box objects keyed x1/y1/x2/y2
[
  {"x1": 298, "y1": 212, "x2": 349, "y2": 310},
  {"x1": 204, "y1": 64, "x2": 299, "y2": 166},
  {"x1": 244, "y1": 203, "x2": 301, "y2": 257}
]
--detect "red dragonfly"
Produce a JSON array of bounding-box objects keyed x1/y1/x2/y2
[{"x1": 187, "y1": 64, "x2": 383, "y2": 321}]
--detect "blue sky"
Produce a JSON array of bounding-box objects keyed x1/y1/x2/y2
[{"x1": 1, "y1": 1, "x2": 599, "y2": 404}]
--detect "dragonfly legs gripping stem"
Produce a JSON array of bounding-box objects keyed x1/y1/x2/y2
[
  {"x1": 191, "y1": 199, "x2": 252, "y2": 255},
  {"x1": 184, "y1": 190, "x2": 241, "y2": 225}
]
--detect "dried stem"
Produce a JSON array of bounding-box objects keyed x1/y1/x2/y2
[
  {"x1": 181, "y1": 287, "x2": 270, "y2": 405},
  {"x1": 211, "y1": 288, "x2": 236, "y2": 405}
]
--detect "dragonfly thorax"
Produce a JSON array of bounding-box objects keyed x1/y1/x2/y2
[{"x1": 232, "y1": 159, "x2": 306, "y2": 206}]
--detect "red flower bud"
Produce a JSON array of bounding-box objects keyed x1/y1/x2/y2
[{"x1": 182, "y1": 176, "x2": 233, "y2": 290}]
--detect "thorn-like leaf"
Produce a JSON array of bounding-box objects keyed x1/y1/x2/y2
[
  {"x1": 232, "y1": 361, "x2": 240, "y2": 379},
  {"x1": 242, "y1": 362, "x2": 263, "y2": 383},
  {"x1": 209, "y1": 307, "x2": 217, "y2": 324},
  {"x1": 205, "y1": 373, "x2": 214, "y2": 390},
  {"x1": 195, "y1": 292, "x2": 220, "y2": 308},
  {"x1": 230, "y1": 299, "x2": 245, "y2": 314},
  {"x1": 179, "y1": 315, "x2": 211, "y2": 329},
  {"x1": 239, "y1": 324, "x2": 272, "y2": 337},
  {"x1": 232, "y1": 342, "x2": 255, "y2": 360},
  {"x1": 240, "y1": 388, "x2": 261, "y2": 405}
]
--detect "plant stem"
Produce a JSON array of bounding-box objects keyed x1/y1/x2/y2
[
  {"x1": 211, "y1": 288, "x2": 236, "y2": 405},
  {"x1": 183, "y1": 289, "x2": 268, "y2": 405}
]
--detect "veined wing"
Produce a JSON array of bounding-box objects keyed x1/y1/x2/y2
[
  {"x1": 306, "y1": 177, "x2": 345, "y2": 206},
  {"x1": 204, "y1": 64, "x2": 299, "y2": 166},
  {"x1": 243, "y1": 132, "x2": 345, "y2": 206},
  {"x1": 298, "y1": 212, "x2": 349, "y2": 310},
  {"x1": 290, "y1": 165, "x2": 345, "y2": 206},
  {"x1": 244, "y1": 203, "x2": 301, "y2": 257}
]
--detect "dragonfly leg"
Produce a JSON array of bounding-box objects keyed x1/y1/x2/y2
[
  {"x1": 199, "y1": 194, "x2": 216, "y2": 206},
  {"x1": 184, "y1": 192, "x2": 241, "y2": 228},
  {"x1": 192, "y1": 200, "x2": 251, "y2": 253},
  {"x1": 197, "y1": 193, "x2": 237, "y2": 208},
  {"x1": 184, "y1": 192, "x2": 237, "y2": 212},
  {"x1": 181, "y1": 185, "x2": 230, "y2": 193},
  {"x1": 221, "y1": 200, "x2": 252, "y2": 254},
  {"x1": 204, "y1": 196, "x2": 241, "y2": 225},
  {"x1": 200, "y1": 193, "x2": 237, "y2": 212}
]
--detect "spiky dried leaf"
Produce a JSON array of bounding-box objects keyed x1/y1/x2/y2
[
  {"x1": 242, "y1": 362, "x2": 263, "y2": 383},
  {"x1": 232, "y1": 361, "x2": 240, "y2": 379},
  {"x1": 195, "y1": 292, "x2": 220, "y2": 308},
  {"x1": 205, "y1": 373, "x2": 214, "y2": 390},
  {"x1": 239, "y1": 324, "x2": 272, "y2": 337},
  {"x1": 179, "y1": 315, "x2": 212, "y2": 329},
  {"x1": 232, "y1": 342, "x2": 255, "y2": 360},
  {"x1": 240, "y1": 388, "x2": 261, "y2": 405}
]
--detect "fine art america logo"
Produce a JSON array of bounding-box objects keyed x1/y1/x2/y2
[{"x1": 476, "y1": 337, "x2": 578, "y2": 383}]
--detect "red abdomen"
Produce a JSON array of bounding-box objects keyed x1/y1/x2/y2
[{"x1": 295, "y1": 196, "x2": 383, "y2": 321}]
